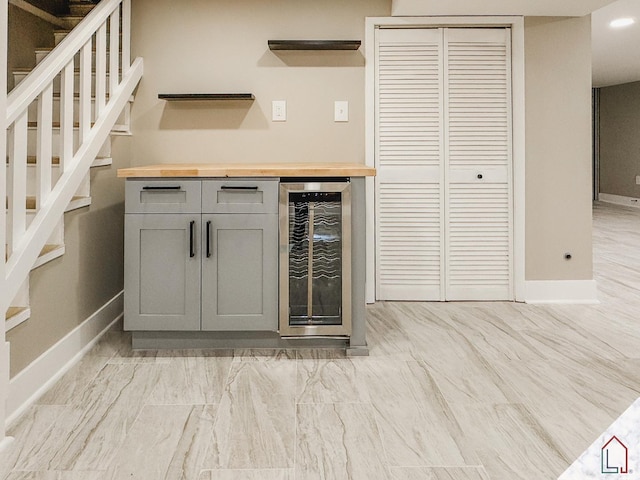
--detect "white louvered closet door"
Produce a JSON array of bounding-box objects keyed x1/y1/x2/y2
[
  {"x1": 375, "y1": 28, "x2": 444, "y2": 301},
  {"x1": 444, "y1": 28, "x2": 512, "y2": 300},
  {"x1": 374, "y1": 27, "x2": 513, "y2": 301}
]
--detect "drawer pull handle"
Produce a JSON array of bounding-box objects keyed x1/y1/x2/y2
[
  {"x1": 206, "y1": 221, "x2": 212, "y2": 258},
  {"x1": 477, "y1": 174, "x2": 483, "y2": 179},
  {"x1": 142, "y1": 185, "x2": 182, "y2": 191},
  {"x1": 189, "y1": 221, "x2": 196, "y2": 258},
  {"x1": 220, "y1": 186, "x2": 259, "y2": 192}
]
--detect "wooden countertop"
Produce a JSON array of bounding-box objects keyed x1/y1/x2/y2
[{"x1": 117, "y1": 163, "x2": 376, "y2": 178}]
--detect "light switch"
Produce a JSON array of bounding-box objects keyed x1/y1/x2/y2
[
  {"x1": 636, "y1": 175, "x2": 640, "y2": 185},
  {"x1": 272, "y1": 100, "x2": 286, "y2": 122},
  {"x1": 335, "y1": 101, "x2": 349, "y2": 122}
]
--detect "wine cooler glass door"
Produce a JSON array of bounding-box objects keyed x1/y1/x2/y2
[{"x1": 279, "y1": 182, "x2": 351, "y2": 336}]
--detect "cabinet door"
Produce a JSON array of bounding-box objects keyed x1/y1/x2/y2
[
  {"x1": 124, "y1": 214, "x2": 201, "y2": 331},
  {"x1": 201, "y1": 214, "x2": 278, "y2": 331}
]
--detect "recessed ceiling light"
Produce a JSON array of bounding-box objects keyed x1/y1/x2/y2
[{"x1": 609, "y1": 17, "x2": 635, "y2": 28}]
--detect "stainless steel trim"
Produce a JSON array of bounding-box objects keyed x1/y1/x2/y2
[
  {"x1": 307, "y1": 202, "x2": 315, "y2": 319},
  {"x1": 279, "y1": 181, "x2": 352, "y2": 337}
]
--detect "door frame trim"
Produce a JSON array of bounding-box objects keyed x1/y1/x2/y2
[{"x1": 364, "y1": 15, "x2": 525, "y2": 303}]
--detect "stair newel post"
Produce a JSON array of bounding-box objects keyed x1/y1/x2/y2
[
  {"x1": 122, "y1": 0, "x2": 130, "y2": 74},
  {"x1": 36, "y1": 84, "x2": 53, "y2": 209},
  {"x1": 78, "y1": 40, "x2": 92, "y2": 147},
  {"x1": 95, "y1": 22, "x2": 107, "y2": 118},
  {"x1": 59, "y1": 61, "x2": 75, "y2": 175},
  {"x1": 0, "y1": 0, "x2": 12, "y2": 452},
  {"x1": 109, "y1": 7, "x2": 120, "y2": 100},
  {"x1": 7, "y1": 111, "x2": 28, "y2": 257}
]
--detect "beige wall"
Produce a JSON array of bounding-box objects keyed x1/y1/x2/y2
[
  {"x1": 5, "y1": 6, "x2": 595, "y2": 376},
  {"x1": 129, "y1": 0, "x2": 390, "y2": 166},
  {"x1": 599, "y1": 81, "x2": 640, "y2": 199},
  {"x1": 7, "y1": 137, "x2": 131, "y2": 376},
  {"x1": 8, "y1": 4, "x2": 55, "y2": 91},
  {"x1": 524, "y1": 16, "x2": 593, "y2": 280}
]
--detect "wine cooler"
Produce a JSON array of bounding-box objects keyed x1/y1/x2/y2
[{"x1": 279, "y1": 180, "x2": 352, "y2": 337}]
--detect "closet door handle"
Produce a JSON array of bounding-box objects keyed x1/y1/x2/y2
[
  {"x1": 206, "y1": 221, "x2": 212, "y2": 258},
  {"x1": 189, "y1": 221, "x2": 196, "y2": 258}
]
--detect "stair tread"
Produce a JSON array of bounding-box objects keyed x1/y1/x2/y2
[
  {"x1": 6, "y1": 195, "x2": 90, "y2": 210},
  {"x1": 4, "y1": 243, "x2": 63, "y2": 261},
  {"x1": 55, "y1": 29, "x2": 121, "y2": 34},
  {"x1": 6, "y1": 156, "x2": 110, "y2": 165},
  {"x1": 36, "y1": 46, "x2": 121, "y2": 53},
  {"x1": 5, "y1": 156, "x2": 61, "y2": 165},
  {"x1": 14, "y1": 67, "x2": 120, "y2": 73},
  {"x1": 6, "y1": 306, "x2": 28, "y2": 320},
  {"x1": 27, "y1": 121, "x2": 97, "y2": 129},
  {"x1": 40, "y1": 243, "x2": 64, "y2": 256}
]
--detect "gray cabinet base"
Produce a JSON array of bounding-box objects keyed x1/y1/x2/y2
[{"x1": 131, "y1": 330, "x2": 368, "y2": 354}]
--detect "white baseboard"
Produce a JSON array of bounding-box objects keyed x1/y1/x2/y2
[
  {"x1": 598, "y1": 193, "x2": 640, "y2": 209},
  {"x1": 6, "y1": 291, "x2": 124, "y2": 427},
  {"x1": 525, "y1": 280, "x2": 599, "y2": 304}
]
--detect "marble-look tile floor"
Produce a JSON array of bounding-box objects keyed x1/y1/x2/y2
[{"x1": 2, "y1": 201, "x2": 640, "y2": 480}]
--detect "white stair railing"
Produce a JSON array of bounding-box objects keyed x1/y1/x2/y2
[
  {"x1": 3, "y1": 0, "x2": 143, "y2": 308},
  {"x1": 1, "y1": 0, "x2": 142, "y2": 444}
]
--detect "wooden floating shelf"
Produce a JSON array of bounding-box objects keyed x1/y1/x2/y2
[
  {"x1": 268, "y1": 40, "x2": 361, "y2": 51},
  {"x1": 158, "y1": 93, "x2": 255, "y2": 101}
]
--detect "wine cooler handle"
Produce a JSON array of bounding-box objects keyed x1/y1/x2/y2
[
  {"x1": 206, "y1": 221, "x2": 212, "y2": 258},
  {"x1": 189, "y1": 221, "x2": 196, "y2": 258}
]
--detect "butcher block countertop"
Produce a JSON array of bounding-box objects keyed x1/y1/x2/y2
[{"x1": 117, "y1": 163, "x2": 376, "y2": 178}]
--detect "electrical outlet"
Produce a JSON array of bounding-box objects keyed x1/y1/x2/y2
[{"x1": 272, "y1": 100, "x2": 286, "y2": 122}]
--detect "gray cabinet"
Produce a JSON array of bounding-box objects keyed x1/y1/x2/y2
[
  {"x1": 124, "y1": 214, "x2": 201, "y2": 331},
  {"x1": 201, "y1": 214, "x2": 278, "y2": 331},
  {"x1": 124, "y1": 178, "x2": 278, "y2": 333}
]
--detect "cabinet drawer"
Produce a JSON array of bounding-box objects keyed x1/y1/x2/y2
[
  {"x1": 126, "y1": 180, "x2": 201, "y2": 214},
  {"x1": 202, "y1": 179, "x2": 278, "y2": 214}
]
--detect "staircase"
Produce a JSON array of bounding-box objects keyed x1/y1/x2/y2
[
  {"x1": 4, "y1": 0, "x2": 140, "y2": 332},
  {"x1": 1, "y1": 0, "x2": 143, "y2": 441}
]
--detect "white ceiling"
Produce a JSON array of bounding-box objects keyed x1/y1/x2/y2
[
  {"x1": 391, "y1": 0, "x2": 640, "y2": 88},
  {"x1": 592, "y1": 0, "x2": 640, "y2": 87},
  {"x1": 391, "y1": 0, "x2": 615, "y2": 16}
]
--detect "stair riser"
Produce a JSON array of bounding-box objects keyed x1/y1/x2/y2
[
  {"x1": 26, "y1": 98, "x2": 128, "y2": 126},
  {"x1": 69, "y1": 4, "x2": 95, "y2": 16},
  {"x1": 36, "y1": 50, "x2": 121, "y2": 69},
  {"x1": 14, "y1": 71, "x2": 117, "y2": 95},
  {"x1": 54, "y1": 31, "x2": 121, "y2": 46},
  {"x1": 6, "y1": 213, "x2": 64, "y2": 246},
  {"x1": 26, "y1": 129, "x2": 111, "y2": 157},
  {"x1": 25, "y1": 165, "x2": 62, "y2": 197},
  {"x1": 61, "y1": 16, "x2": 87, "y2": 29},
  {"x1": 9, "y1": 280, "x2": 29, "y2": 308},
  {"x1": 8, "y1": 170, "x2": 90, "y2": 209},
  {"x1": 61, "y1": 15, "x2": 118, "y2": 30}
]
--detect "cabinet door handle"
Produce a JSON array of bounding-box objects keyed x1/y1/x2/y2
[
  {"x1": 142, "y1": 185, "x2": 181, "y2": 190},
  {"x1": 206, "y1": 221, "x2": 212, "y2": 258},
  {"x1": 220, "y1": 186, "x2": 259, "y2": 192},
  {"x1": 189, "y1": 220, "x2": 196, "y2": 258}
]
